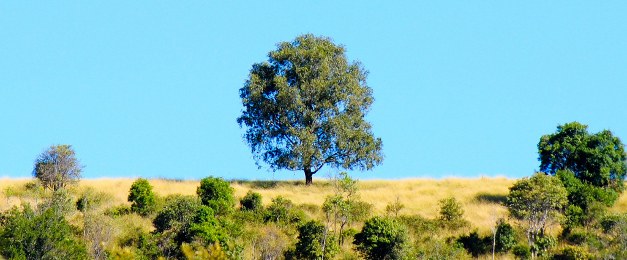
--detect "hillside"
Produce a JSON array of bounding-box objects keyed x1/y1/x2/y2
[{"x1": 3, "y1": 177, "x2": 626, "y2": 234}]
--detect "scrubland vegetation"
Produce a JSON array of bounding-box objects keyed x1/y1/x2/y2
[{"x1": 1, "y1": 176, "x2": 626, "y2": 259}]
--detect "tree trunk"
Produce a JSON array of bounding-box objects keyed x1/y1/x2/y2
[{"x1": 305, "y1": 168, "x2": 314, "y2": 185}]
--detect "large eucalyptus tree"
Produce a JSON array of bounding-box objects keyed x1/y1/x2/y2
[{"x1": 237, "y1": 34, "x2": 383, "y2": 184}]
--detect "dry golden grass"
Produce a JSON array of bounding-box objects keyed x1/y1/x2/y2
[{"x1": 2, "y1": 177, "x2": 626, "y2": 234}]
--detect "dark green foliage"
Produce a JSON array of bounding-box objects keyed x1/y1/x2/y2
[
  {"x1": 0, "y1": 205, "x2": 88, "y2": 260},
  {"x1": 292, "y1": 220, "x2": 339, "y2": 260},
  {"x1": 495, "y1": 218, "x2": 516, "y2": 252},
  {"x1": 240, "y1": 190, "x2": 262, "y2": 211},
  {"x1": 264, "y1": 196, "x2": 305, "y2": 225},
  {"x1": 237, "y1": 34, "x2": 383, "y2": 184},
  {"x1": 353, "y1": 216, "x2": 408, "y2": 260},
  {"x1": 438, "y1": 196, "x2": 466, "y2": 229},
  {"x1": 512, "y1": 244, "x2": 531, "y2": 260},
  {"x1": 197, "y1": 176, "x2": 235, "y2": 215},
  {"x1": 552, "y1": 246, "x2": 590, "y2": 260},
  {"x1": 456, "y1": 230, "x2": 491, "y2": 257},
  {"x1": 539, "y1": 122, "x2": 626, "y2": 194},
  {"x1": 153, "y1": 195, "x2": 201, "y2": 241},
  {"x1": 189, "y1": 206, "x2": 227, "y2": 245},
  {"x1": 128, "y1": 178, "x2": 156, "y2": 216},
  {"x1": 33, "y1": 144, "x2": 83, "y2": 191},
  {"x1": 558, "y1": 170, "x2": 616, "y2": 226}
]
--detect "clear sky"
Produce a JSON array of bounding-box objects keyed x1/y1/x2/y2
[{"x1": 1, "y1": 2, "x2": 626, "y2": 180}]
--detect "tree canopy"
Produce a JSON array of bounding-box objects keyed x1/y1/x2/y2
[
  {"x1": 33, "y1": 144, "x2": 83, "y2": 191},
  {"x1": 538, "y1": 122, "x2": 626, "y2": 192},
  {"x1": 237, "y1": 34, "x2": 383, "y2": 184}
]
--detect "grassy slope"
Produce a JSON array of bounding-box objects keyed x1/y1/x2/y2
[{"x1": 1, "y1": 177, "x2": 626, "y2": 234}]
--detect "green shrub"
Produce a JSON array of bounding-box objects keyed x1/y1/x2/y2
[
  {"x1": 0, "y1": 204, "x2": 88, "y2": 259},
  {"x1": 197, "y1": 176, "x2": 235, "y2": 215},
  {"x1": 456, "y1": 230, "x2": 491, "y2": 257},
  {"x1": 105, "y1": 204, "x2": 131, "y2": 217},
  {"x1": 495, "y1": 218, "x2": 516, "y2": 252},
  {"x1": 353, "y1": 216, "x2": 408, "y2": 260},
  {"x1": 552, "y1": 246, "x2": 590, "y2": 260},
  {"x1": 128, "y1": 178, "x2": 156, "y2": 216},
  {"x1": 438, "y1": 196, "x2": 467, "y2": 229},
  {"x1": 240, "y1": 190, "x2": 262, "y2": 211},
  {"x1": 512, "y1": 244, "x2": 531, "y2": 260},
  {"x1": 264, "y1": 196, "x2": 305, "y2": 225},
  {"x1": 291, "y1": 220, "x2": 339, "y2": 260}
]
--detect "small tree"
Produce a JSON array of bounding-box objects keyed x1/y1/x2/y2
[
  {"x1": 507, "y1": 173, "x2": 567, "y2": 258},
  {"x1": 538, "y1": 122, "x2": 626, "y2": 204},
  {"x1": 240, "y1": 190, "x2": 262, "y2": 211},
  {"x1": 322, "y1": 172, "x2": 371, "y2": 245},
  {"x1": 33, "y1": 144, "x2": 83, "y2": 191},
  {"x1": 438, "y1": 196, "x2": 466, "y2": 229},
  {"x1": 292, "y1": 220, "x2": 339, "y2": 260},
  {"x1": 197, "y1": 176, "x2": 235, "y2": 216},
  {"x1": 353, "y1": 216, "x2": 408, "y2": 260},
  {"x1": 128, "y1": 178, "x2": 156, "y2": 216}
]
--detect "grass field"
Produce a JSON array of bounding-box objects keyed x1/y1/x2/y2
[{"x1": 2, "y1": 177, "x2": 626, "y2": 234}]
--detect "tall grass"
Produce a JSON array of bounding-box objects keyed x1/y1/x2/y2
[{"x1": 1, "y1": 177, "x2": 626, "y2": 233}]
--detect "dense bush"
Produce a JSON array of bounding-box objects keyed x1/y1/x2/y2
[
  {"x1": 353, "y1": 216, "x2": 408, "y2": 260},
  {"x1": 552, "y1": 246, "x2": 590, "y2": 260},
  {"x1": 240, "y1": 190, "x2": 262, "y2": 211},
  {"x1": 264, "y1": 196, "x2": 305, "y2": 225},
  {"x1": 289, "y1": 220, "x2": 339, "y2": 260},
  {"x1": 512, "y1": 244, "x2": 531, "y2": 259},
  {"x1": 495, "y1": 218, "x2": 516, "y2": 252},
  {"x1": 128, "y1": 178, "x2": 156, "y2": 216},
  {"x1": 0, "y1": 205, "x2": 88, "y2": 259},
  {"x1": 456, "y1": 230, "x2": 491, "y2": 257},
  {"x1": 197, "y1": 176, "x2": 235, "y2": 215}
]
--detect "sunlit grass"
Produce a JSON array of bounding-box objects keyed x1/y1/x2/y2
[{"x1": 1, "y1": 177, "x2": 626, "y2": 234}]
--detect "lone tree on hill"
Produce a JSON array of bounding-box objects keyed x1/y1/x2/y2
[
  {"x1": 33, "y1": 144, "x2": 83, "y2": 191},
  {"x1": 237, "y1": 34, "x2": 383, "y2": 185}
]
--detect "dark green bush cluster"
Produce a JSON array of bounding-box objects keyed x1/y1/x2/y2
[
  {"x1": 128, "y1": 178, "x2": 156, "y2": 216},
  {"x1": 240, "y1": 190, "x2": 262, "y2": 211},
  {"x1": 0, "y1": 205, "x2": 88, "y2": 259},
  {"x1": 197, "y1": 176, "x2": 235, "y2": 215},
  {"x1": 353, "y1": 216, "x2": 408, "y2": 260}
]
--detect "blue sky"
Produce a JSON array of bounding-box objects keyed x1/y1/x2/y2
[{"x1": 1, "y1": 2, "x2": 626, "y2": 180}]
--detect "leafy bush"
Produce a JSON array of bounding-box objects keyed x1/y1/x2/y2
[
  {"x1": 128, "y1": 178, "x2": 156, "y2": 216},
  {"x1": 290, "y1": 220, "x2": 338, "y2": 260},
  {"x1": 240, "y1": 190, "x2": 262, "y2": 211},
  {"x1": 264, "y1": 196, "x2": 305, "y2": 225},
  {"x1": 495, "y1": 218, "x2": 516, "y2": 252},
  {"x1": 512, "y1": 244, "x2": 531, "y2": 260},
  {"x1": 353, "y1": 216, "x2": 408, "y2": 260},
  {"x1": 105, "y1": 204, "x2": 132, "y2": 217},
  {"x1": 552, "y1": 246, "x2": 590, "y2": 260},
  {"x1": 0, "y1": 205, "x2": 88, "y2": 259},
  {"x1": 189, "y1": 206, "x2": 227, "y2": 245},
  {"x1": 438, "y1": 196, "x2": 467, "y2": 229},
  {"x1": 456, "y1": 230, "x2": 491, "y2": 257},
  {"x1": 197, "y1": 176, "x2": 235, "y2": 215}
]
